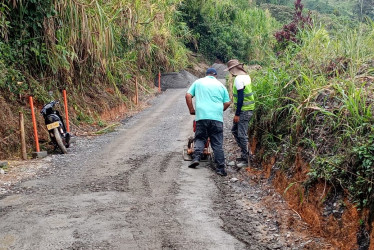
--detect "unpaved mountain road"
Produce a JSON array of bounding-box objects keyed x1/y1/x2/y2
[{"x1": 0, "y1": 88, "x2": 328, "y2": 249}]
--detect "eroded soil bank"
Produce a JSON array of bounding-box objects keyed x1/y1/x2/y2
[
  {"x1": 217, "y1": 110, "x2": 332, "y2": 249},
  {"x1": 243, "y1": 141, "x2": 372, "y2": 249}
]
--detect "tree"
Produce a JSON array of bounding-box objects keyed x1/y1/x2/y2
[
  {"x1": 274, "y1": 0, "x2": 312, "y2": 50},
  {"x1": 354, "y1": 0, "x2": 374, "y2": 20}
]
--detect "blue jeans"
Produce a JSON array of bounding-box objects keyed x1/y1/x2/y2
[
  {"x1": 232, "y1": 110, "x2": 253, "y2": 160},
  {"x1": 194, "y1": 120, "x2": 225, "y2": 168}
]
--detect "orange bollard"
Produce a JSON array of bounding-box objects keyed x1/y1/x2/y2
[
  {"x1": 158, "y1": 71, "x2": 161, "y2": 93},
  {"x1": 63, "y1": 90, "x2": 70, "y2": 132},
  {"x1": 29, "y1": 96, "x2": 40, "y2": 152}
]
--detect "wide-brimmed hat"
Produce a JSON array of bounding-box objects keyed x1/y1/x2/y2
[{"x1": 224, "y1": 59, "x2": 247, "y2": 75}]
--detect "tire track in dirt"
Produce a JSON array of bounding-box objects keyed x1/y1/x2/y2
[
  {"x1": 124, "y1": 153, "x2": 185, "y2": 248},
  {"x1": 159, "y1": 152, "x2": 175, "y2": 174}
]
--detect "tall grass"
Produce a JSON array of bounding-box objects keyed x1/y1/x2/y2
[
  {"x1": 251, "y1": 17, "x2": 374, "y2": 208},
  {"x1": 0, "y1": 0, "x2": 190, "y2": 100}
]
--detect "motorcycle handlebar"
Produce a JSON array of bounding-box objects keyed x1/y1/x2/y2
[{"x1": 40, "y1": 100, "x2": 60, "y2": 114}]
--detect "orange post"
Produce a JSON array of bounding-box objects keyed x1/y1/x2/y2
[
  {"x1": 29, "y1": 96, "x2": 40, "y2": 152},
  {"x1": 63, "y1": 90, "x2": 70, "y2": 132},
  {"x1": 158, "y1": 71, "x2": 161, "y2": 93}
]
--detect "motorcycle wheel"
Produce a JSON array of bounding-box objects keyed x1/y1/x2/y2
[{"x1": 53, "y1": 128, "x2": 68, "y2": 154}]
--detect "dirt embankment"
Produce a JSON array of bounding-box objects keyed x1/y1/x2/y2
[{"x1": 249, "y1": 138, "x2": 371, "y2": 249}]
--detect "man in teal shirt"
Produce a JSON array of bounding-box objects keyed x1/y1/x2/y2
[{"x1": 185, "y1": 68, "x2": 231, "y2": 176}]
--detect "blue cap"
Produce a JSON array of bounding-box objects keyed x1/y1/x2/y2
[{"x1": 206, "y1": 68, "x2": 217, "y2": 75}]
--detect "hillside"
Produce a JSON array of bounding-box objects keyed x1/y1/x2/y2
[
  {"x1": 0, "y1": 0, "x2": 192, "y2": 158},
  {"x1": 256, "y1": 0, "x2": 370, "y2": 20},
  {"x1": 1, "y1": 0, "x2": 374, "y2": 248}
]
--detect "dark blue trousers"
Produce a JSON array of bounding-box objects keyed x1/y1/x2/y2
[
  {"x1": 194, "y1": 119, "x2": 225, "y2": 168},
  {"x1": 232, "y1": 110, "x2": 253, "y2": 160}
]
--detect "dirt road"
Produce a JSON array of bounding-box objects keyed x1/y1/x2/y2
[{"x1": 0, "y1": 88, "x2": 328, "y2": 249}]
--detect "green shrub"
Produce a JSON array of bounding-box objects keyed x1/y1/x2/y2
[{"x1": 178, "y1": 0, "x2": 278, "y2": 64}]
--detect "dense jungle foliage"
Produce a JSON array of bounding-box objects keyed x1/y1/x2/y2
[{"x1": 1, "y1": 0, "x2": 374, "y2": 239}]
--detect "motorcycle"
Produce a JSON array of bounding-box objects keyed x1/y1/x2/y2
[{"x1": 40, "y1": 100, "x2": 71, "y2": 154}]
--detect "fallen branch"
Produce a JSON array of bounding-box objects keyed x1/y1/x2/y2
[
  {"x1": 137, "y1": 82, "x2": 153, "y2": 94},
  {"x1": 94, "y1": 122, "x2": 120, "y2": 135},
  {"x1": 292, "y1": 208, "x2": 302, "y2": 220}
]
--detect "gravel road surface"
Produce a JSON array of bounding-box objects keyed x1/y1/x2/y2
[{"x1": 0, "y1": 87, "x2": 328, "y2": 249}]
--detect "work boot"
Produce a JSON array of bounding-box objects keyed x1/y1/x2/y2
[
  {"x1": 188, "y1": 159, "x2": 200, "y2": 168},
  {"x1": 216, "y1": 166, "x2": 227, "y2": 176},
  {"x1": 236, "y1": 161, "x2": 248, "y2": 168},
  {"x1": 236, "y1": 153, "x2": 251, "y2": 168},
  {"x1": 236, "y1": 157, "x2": 248, "y2": 162}
]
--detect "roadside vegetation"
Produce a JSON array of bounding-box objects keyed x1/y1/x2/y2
[
  {"x1": 248, "y1": 0, "x2": 374, "y2": 247},
  {"x1": 178, "y1": 0, "x2": 279, "y2": 63},
  {"x1": 0, "y1": 0, "x2": 191, "y2": 158},
  {"x1": 1, "y1": 0, "x2": 374, "y2": 247},
  {"x1": 252, "y1": 0, "x2": 374, "y2": 208}
]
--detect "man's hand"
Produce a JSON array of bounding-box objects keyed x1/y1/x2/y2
[
  {"x1": 185, "y1": 93, "x2": 195, "y2": 115},
  {"x1": 233, "y1": 115, "x2": 240, "y2": 123}
]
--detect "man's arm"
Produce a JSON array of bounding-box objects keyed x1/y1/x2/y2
[
  {"x1": 223, "y1": 101, "x2": 231, "y2": 111},
  {"x1": 235, "y1": 88, "x2": 244, "y2": 116},
  {"x1": 185, "y1": 93, "x2": 195, "y2": 115},
  {"x1": 234, "y1": 88, "x2": 244, "y2": 123}
]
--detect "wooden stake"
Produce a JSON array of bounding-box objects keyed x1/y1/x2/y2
[
  {"x1": 19, "y1": 112, "x2": 27, "y2": 160},
  {"x1": 135, "y1": 77, "x2": 139, "y2": 105},
  {"x1": 137, "y1": 81, "x2": 152, "y2": 94},
  {"x1": 158, "y1": 71, "x2": 161, "y2": 92}
]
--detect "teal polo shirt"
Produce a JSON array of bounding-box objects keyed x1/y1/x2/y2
[{"x1": 187, "y1": 76, "x2": 230, "y2": 122}]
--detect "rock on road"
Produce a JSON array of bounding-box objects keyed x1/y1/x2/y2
[{"x1": 0, "y1": 88, "x2": 247, "y2": 249}]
